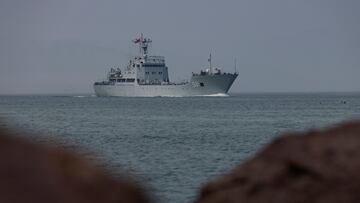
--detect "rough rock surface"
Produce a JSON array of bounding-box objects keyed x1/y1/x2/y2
[
  {"x1": 195, "y1": 121, "x2": 360, "y2": 203},
  {"x1": 0, "y1": 129, "x2": 149, "y2": 203}
]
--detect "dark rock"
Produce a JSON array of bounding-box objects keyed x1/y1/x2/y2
[
  {"x1": 195, "y1": 121, "x2": 360, "y2": 203},
  {"x1": 0, "y1": 129, "x2": 150, "y2": 203}
]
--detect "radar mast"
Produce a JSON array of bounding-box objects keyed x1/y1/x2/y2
[{"x1": 133, "y1": 33, "x2": 152, "y2": 56}]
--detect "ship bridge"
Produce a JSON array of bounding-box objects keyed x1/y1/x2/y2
[
  {"x1": 137, "y1": 55, "x2": 169, "y2": 84},
  {"x1": 128, "y1": 35, "x2": 169, "y2": 85}
]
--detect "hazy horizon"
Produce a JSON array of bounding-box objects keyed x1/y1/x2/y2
[{"x1": 1, "y1": 0, "x2": 359, "y2": 94}]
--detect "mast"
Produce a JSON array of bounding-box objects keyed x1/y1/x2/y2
[
  {"x1": 209, "y1": 53, "x2": 212, "y2": 74},
  {"x1": 234, "y1": 58, "x2": 237, "y2": 73},
  {"x1": 133, "y1": 33, "x2": 152, "y2": 56},
  {"x1": 139, "y1": 33, "x2": 143, "y2": 55}
]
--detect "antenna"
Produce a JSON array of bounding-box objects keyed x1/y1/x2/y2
[
  {"x1": 234, "y1": 58, "x2": 237, "y2": 73},
  {"x1": 208, "y1": 53, "x2": 212, "y2": 74}
]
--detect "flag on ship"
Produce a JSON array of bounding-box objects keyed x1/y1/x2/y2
[{"x1": 133, "y1": 38, "x2": 141, "y2": 44}]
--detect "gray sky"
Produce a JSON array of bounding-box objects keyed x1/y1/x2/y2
[{"x1": 0, "y1": 0, "x2": 359, "y2": 94}]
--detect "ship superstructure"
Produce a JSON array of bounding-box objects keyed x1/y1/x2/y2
[{"x1": 94, "y1": 34, "x2": 238, "y2": 97}]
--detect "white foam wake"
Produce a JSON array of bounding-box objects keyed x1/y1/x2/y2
[
  {"x1": 197, "y1": 93, "x2": 229, "y2": 97},
  {"x1": 72, "y1": 95, "x2": 96, "y2": 98},
  {"x1": 156, "y1": 93, "x2": 229, "y2": 97}
]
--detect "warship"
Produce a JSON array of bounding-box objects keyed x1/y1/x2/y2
[{"x1": 94, "y1": 34, "x2": 238, "y2": 97}]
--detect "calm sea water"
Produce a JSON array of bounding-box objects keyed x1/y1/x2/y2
[{"x1": 1, "y1": 93, "x2": 360, "y2": 202}]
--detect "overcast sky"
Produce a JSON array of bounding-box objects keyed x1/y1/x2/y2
[{"x1": 0, "y1": 0, "x2": 359, "y2": 94}]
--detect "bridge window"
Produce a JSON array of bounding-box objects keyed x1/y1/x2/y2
[{"x1": 143, "y1": 64, "x2": 165, "y2": 67}]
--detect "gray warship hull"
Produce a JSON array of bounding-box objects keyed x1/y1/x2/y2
[
  {"x1": 94, "y1": 73, "x2": 237, "y2": 97},
  {"x1": 94, "y1": 34, "x2": 239, "y2": 97}
]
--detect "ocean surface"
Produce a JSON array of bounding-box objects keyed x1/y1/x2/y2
[{"x1": 1, "y1": 93, "x2": 360, "y2": 202}]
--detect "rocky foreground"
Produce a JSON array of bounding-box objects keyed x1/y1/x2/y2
[
  {"x1": 1, "y1": 121, "x2": 360, "y2": 203},
  {"x1": 195, "y1": 121, "x2": 360, "y2": 203},
  {"x1": 0, "y1": 130, "x2": 149, "y2": 203}
]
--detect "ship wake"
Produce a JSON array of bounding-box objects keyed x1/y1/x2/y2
[
  {"x1": 154, "y1": 93, "x2": 229, "y2": 97},
  {"x1": 198, "y1": 93, "x2": 229, "y2": 97}
]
